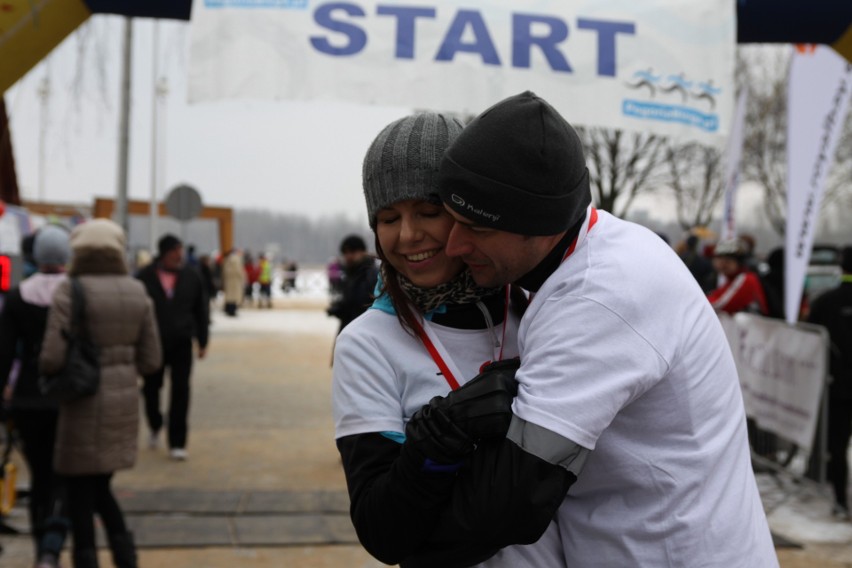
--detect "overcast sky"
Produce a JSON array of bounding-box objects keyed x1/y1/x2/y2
[{"x1": 7, "y1": 17, "x2": 410, "y2": 224}]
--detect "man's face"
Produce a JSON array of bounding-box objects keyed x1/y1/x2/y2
[
  {"x1": 712, "y1": 256, "x2": 740, "y2": 279},
  {"x1": 161, "y1": 246, "x2": 184, "y2": 271},
  {"x1": 443, "y1": 206, "x2": 556, "y2": 288},
  {"x1": 342, "y1": 248, "x2": 366, "y2": 268}
]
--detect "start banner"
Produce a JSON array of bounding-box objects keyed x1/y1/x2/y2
[
  {"x1": 188, "y1": 0, "x2": 735, "y2": 141},
  {"x1": 719, "y1": 313, "x2": 827, "y2": 452}
]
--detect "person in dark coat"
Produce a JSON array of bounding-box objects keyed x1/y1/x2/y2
[
  {"x1": 808, "y1": 245, "x2": 852, "y2": 519},
  {"x1": 136, "y1": 234, "x2": 210, "y2": 461},
  {"x1": 326, "y1": 235, "x2": 378, "y2": 334},
  {"x1": 0, "y1": 225, "x2": 71, "y2": 567},
  {"x1": 679, "y1": 234, "x2": 715, "y2": 293}
]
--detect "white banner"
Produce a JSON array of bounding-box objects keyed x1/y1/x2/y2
[
  {"x1": 719, "y1": 313, "x2": 827, "y2": 451},
  {"x1": 189, "y1": 0, "x2": 735, "y2": 141},
  {"x1": 720, "y1": 90, "x2": 747, "y2": 241},
  {"x1": 785, "y1": 46, "x2": 852, "y2": 324}
]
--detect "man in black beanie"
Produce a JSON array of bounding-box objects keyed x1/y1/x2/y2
[
  {"x1": 419, "y1": 92, "x2": 777, "y2": 566},
  {"x1": 136, "y1": 234, "x2": 210, "y2": 461}
]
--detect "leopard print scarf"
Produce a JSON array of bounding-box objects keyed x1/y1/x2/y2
[{"x1": 387, "y1": 265, "x2": 501, "y2": 314}]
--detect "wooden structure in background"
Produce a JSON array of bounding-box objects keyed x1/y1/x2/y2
[
  {"x1": 22, "y1": 200, "x2": 90, "y2": 218},
  {"x1": 93, "y1": 197, "x2": 234, "y2": 253}
]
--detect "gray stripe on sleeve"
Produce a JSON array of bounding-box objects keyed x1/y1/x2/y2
[{"x1": 507, "y1": 415, "x2": 590, "y2": 477}]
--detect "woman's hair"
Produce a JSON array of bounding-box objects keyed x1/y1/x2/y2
[{"x1": 374, "y1": 233, "x2": 421, "y2": 335}]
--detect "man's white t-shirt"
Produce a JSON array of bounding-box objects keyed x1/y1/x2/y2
[
  {"x1": 333, "y1": 306, "x2": 563, "y2": 567},
  {"x1": 514, "y1": 210, "x2": 778, "y2": 567}
]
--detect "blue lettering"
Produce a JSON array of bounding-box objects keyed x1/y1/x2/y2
[
  {"x1": 310, "y1": 3, "x2": 367, "y2": 56},
  {"x1": 435, "y1": 10, "x2": 500, "y2": 65},
  {"x1": 577, "y1": 18, "x2": 635, "y2": 77},
  {"x1": 377, "y1": 5, "x2": 436, "y2": 59},
  {"x1": 512, "y1": 13, "x2": 571, "y2": 72}
]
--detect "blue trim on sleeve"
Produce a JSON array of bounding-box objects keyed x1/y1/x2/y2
[{"x1": 380, "y1": 431, "x2": 406, "y2": 444}]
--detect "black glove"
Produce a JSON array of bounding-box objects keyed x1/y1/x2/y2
[
  {"x1": 401, "y1": 359, "x2": 520, "y2": 471},
  {"x1": 403, "y1": 402, "x2": 475, "y2": 470},
  {"x1": 434, "y1": 358, "x2": 520, "y2": 441}
]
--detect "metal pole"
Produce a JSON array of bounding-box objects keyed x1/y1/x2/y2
[
  {"x1": 149, "y1": 21, "x2": 160, "y2": 254},
  {"x1": 116, "y1": 17, "x2": 133, "y2": 235}
]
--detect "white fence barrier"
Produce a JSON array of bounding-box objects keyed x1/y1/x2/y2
[{"x1": 719, "y1": 313, "x2": 828, "y2": 453}]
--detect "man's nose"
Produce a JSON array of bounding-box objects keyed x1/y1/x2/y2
[{"x1": 445, "y1": 223, "x2": 472, "y2": 258}]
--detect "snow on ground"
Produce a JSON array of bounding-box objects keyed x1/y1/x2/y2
[
  {"x1": 758, "y1": 450, "x2": 852, "y2": 551},
  {"x1": 208, "y1": 268, "x2": 338, "y2": 335}
]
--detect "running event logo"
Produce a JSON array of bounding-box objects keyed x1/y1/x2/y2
[
  {"x1": 622, "y1": 69, "x2": 721, "y2": 133},
  {"x1": 204, "y1": 0, "x2": 307, "y2": 7}
]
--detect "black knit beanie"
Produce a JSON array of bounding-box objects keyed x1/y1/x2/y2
[
  {"x1": 438, "y1": 91, "x2": 591, "y2": 236},
  {"x1": 158, "y1": 234, "x2": 182, "y2": 257}
]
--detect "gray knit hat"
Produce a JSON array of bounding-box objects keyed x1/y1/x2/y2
[
  {"x1": 363, "y1": 112, "x2": 465, "y2": 228},
  {"x1": 33, "y1": 224, "x2": 71, "y2": 267}
]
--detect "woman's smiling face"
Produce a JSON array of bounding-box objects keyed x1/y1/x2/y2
[{"x1": 375, "y1": 198, "x2": 466, "y2": 288}]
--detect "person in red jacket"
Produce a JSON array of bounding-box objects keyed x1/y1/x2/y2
[{"x1": 707, "y1": 238, "x2": 768, "y2": 315}]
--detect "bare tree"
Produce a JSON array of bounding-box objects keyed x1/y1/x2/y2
[
  {"x1": 666, "y1": 141, "x2": 725, "y2": 231},
  {"x1": 740, "y1": 46, "x2": 852, "y2": 235},
  {"x1": 575, "y1": 127, "x2": 668, "y2": 217}
]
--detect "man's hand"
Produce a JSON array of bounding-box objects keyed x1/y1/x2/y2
[
  {"x1": 403, "y1": 403, "x2": 475, "y2": 469},
  {"x1": 400, "y1": 359, "x2": 520, "y2": 471},
  {"x1": 434, "y1": 358, "x2": 520, "y2": 440},
  {"x1": 198, "y1": 346, "x2": 207, "y2": 359}
]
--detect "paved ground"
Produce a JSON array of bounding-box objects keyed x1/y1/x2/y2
[{"x1": 1, "y1": 296, "x2": 851, "y2": 567}]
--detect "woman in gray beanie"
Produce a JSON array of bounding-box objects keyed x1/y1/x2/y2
[
  {"x1": 331, "y1": 113, "x2": 562, "y2": 567},
  {"x1": 0, "y1": 224, "x2": 72, "y2": 567}
]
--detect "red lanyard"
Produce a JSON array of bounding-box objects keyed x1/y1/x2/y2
[
  {"x1": 528, "y1": 207, "x2": 598, "y2": 304},
  {"x1": 411, "y1": 287, "x2": 510, "y2": 391},
  {"x1": 562, "y1": 207, "x2": 599, "y2": 262}
]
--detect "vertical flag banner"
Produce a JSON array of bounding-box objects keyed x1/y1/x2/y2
[
  {"x1": 189, "y1": 0, "x2": 735, "y2": 142},
  {"x1": 720, "y1": 90, "x2": 748, "y2": 241},
  {"x1": 785, "y1": 46, "x2": 852, "y2": 324}
]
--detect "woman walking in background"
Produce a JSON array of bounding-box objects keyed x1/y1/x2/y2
[{"x1": 40, "y1": 219, "x2": 162, "y2": 568}]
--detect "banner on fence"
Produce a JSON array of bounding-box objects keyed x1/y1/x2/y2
[
  {"x1": 188, "y1": 0, "x2": 735, "y2": 141},
  {"x1": 719, "y1": 313, "x2": 827, "y2": 451}
]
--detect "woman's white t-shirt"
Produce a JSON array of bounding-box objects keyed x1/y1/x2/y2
[{"x1": 333, "y1": 307, "x2": 563, "y2": 568}]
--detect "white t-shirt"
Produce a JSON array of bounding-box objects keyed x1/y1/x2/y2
[
  {"x1": 514, "y1": 210, "x2": 778, "y2": 567},
  {"x1": 333, "y1": 306, "x2": 563, "y2": 568}
]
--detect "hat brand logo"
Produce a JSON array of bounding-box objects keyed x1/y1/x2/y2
[
  {"x1": 451, "y1": 194, "x2": 500, "y2": 223},
  {"x1": 465, "y1": 202, "x2": 500, "y2": 223}
]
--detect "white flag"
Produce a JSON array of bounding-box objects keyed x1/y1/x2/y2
[{"x1": 785, "y1": 46, "x2": 852, "y2": 324}]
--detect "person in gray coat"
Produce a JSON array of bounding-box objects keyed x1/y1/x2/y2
[{"x1": 40, "y1": 219, "x2": 162, "y2": 568}]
